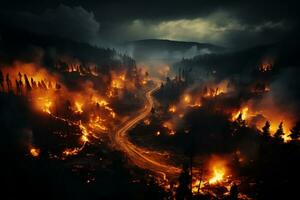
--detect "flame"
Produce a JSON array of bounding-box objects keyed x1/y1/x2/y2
[
  {"x1": 183, "y1": 94, "x2": 191, "y2": 104},
  {"x1": 42, "y1": 99, "x2": 52, "y2": 114},
  {"x1": 168, "y1": 105, "x2": 176, "y2": 113},
  {"x1": 111, "y1": 73, "x2": 126, "y2": 89},
  {"x1": 203, "y1": 80, "x2": 230, "y2": 97},
  {"x1": 30, "y1": 148, "x2": 40, "y2": 157},
  {"x1": 231, "y1": 107, "x2": 248, "y2": 121},
  {"x1": 190, "y1": 101, "x2": 202, "y2": 108},
  {"x1": 79, "y1": 121, "x2": 90, "y2": 143},
  {"x1": 74, "y1": 101, "x2": 83, "y2": 113},
  {"x1": 142, "y1": 80, "x2": 147, "y2": 85},
  {"x1": 88, "y1": 114, "x2": 108, "y2": 132},
  {"x1": 259, "y1": 58, "x2": 273, "y2": 72},
  {"x1": 1, "y1": 61, "x2": 126, "y2": 160},
  {"x1": 163, "y1": 121, "x2": 176, "y2": 135},
  {"x1": 208, "y1": 158, "x2": 228, "y2": 185},
  {"x1": 144, "y1": 119, "x2": 151, "y2": 125},
  {"x1": 192, "y1": 178, "x2": 204, "y2": 194},
  {"x1": 229, "y1": 102, "x2": 293, "y2": 142},
  {"x1": 209, "y1": 167, "x2": 225, "y2": 184},
  {"x1": 259, "y1": 64, "x2": 272, "y2": 72},
  {"x1": 63, "y1": 148, "x2": 81, "y2": 156},
  {"x1": 257, "y1": 120, "x2": 292, "y2": 142}
]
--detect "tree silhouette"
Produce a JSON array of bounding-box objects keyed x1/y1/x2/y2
[
  {"x1": 31, "y1": 78, "x2": 37, "y2": 89},
  {"x1": 274, "y1": 122, "x2": 284, "y2": 142},
  {"x1": 236, "y1": 113, "x2": 246, "y2": 127},
  {"x1": 176, "y1": 164, "x2": 192, "y2": 200},
  {"x1": 262, "y1": 121, "x2": 271, "y2": 139},
  {"x1": 18, "y1": 72, "x2": 23, "y2": 88},
  {"x1": 24, "y1": 74, "x2": 32, "y2": 92},
  {"x1": 229, "y1": 183, "x2": 238, "y2": 200},
  {"x1": 16, "y1": 80, "x2": 22, "y2": 95},
  {"x1": 6, "y1": 73, "x2": 12, "y2": 91},
  {"x1": 290, "y1": 121, "x2": 300, "y2": 140}
]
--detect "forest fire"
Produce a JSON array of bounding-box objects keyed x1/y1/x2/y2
[
  {"x1": 2, "y1": 3, "x2": 300, "y2": 199},
  {"x1": 0, "y1": 62, "x2": 122, "y2": 159},
  {"x1": 203, "y1": 80, "x2": 230, "y2": 98},
  {"x1": 189, "y1": 156, "x2": 234, "y2": 197},
  {"x1": 229, "y1": 104, "x2": 294, "y2": 142}
]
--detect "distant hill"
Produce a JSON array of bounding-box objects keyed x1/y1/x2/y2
[
  {"x1": 124, "y1": 39, "x2": 225, "y2": 52},
  {"x1": 119, "y1": 39, "x2": 226, "y2": 63},
  {"x1": 0, "y1": 23, "x2": 136, "y2": 71},
  {"x1": 173, "y1": 38, "x2": 300, "y2": 80}
]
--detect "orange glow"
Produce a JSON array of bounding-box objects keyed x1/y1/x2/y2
[
  {"x1": 190, "y1": 101, "x2": 202, "y2": 108},
  {"x1": 91, "y1": 96, "x2": 109, "y2": 106},
  {"x1": 257, "y1": 120, "x2": 292, "y2": 142},
  {"x1": 30, "y1": 148, "x2": 40, "y2": 157},
  {"x1": 208, "y1": 158, "x2": 228, "y2": 185},
  {"x1": 259, "y1": 64, "x2": 272, "y2": 72},
  {"x1": 169, "y1": 130, "x2": 175, "y2": 135},
  {"x1": 163, "y1": 121, "x2": 176, "y2": 135},
  {"x1": 41, "y1": 99, "x2": 52, "y2": 114},
  {"x1": 231, "y1": 107, "x2": 248, "y2": 121},
  {"x1": 144, "y1": 119, "x2": 151, "y2": 125},
  {"x1": 74, "y1": 101, "x2": 83, "y2": 113},
  {"x1": 229, "y1": 101, "x2": 294, "y2": 142},
  {"x1": 192, "y1": 178, "x2": 204, "y2": 194},
  {"x1": 63, "y1": 148, "x2": 81, "y2": 156},
  {"x1": 209, "y1": 167, "x2": 225, "y2": 184},
  {"x1": 203, "y1": 80, "x2": 230, "y2": 98},
  {"x1": 183, "y1": 94, "x2": 191, "y2": 104},
  {"x1": 0, "y1": 62, "x2": 62, "y2": 114},
  {"x1": 112, "y1": 79, "x2": 123, "y2": 89},
  {"x1": 259, "y1": 59, "x2": 273, "y2": 72},
  {"x1": 168, "y1": 105, "x2": 176, "y2": 113},
  {"x1": 111, "y1": 72, "x2": 126, "y2": 89},
  {"x1": 79, "y1": 121, "x2": 90, "y2": 143},
  {"x1": 142, "y1": 80, "x2": 147, "y2": 85},
  {"x1": 1, "y1": 61, "x2": 122, "y2": 159},
  {"x1": 99, "y1": 100, "x2": 109, "y2": 106},
  {"x1": 88, "y1": 114, "x2": 108, "y2": 132}
]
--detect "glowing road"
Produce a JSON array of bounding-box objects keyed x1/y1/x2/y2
[{"x1": 113, "y1": 84, "x2": 181, "y2": 179}]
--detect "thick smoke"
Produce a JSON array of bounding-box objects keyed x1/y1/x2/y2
[
  {"x1": 3, "y1": 4, "x2": 100, "y2": 45},
  {"x1": 268, "y1": 67, "x2": 300, "y2": 119}
]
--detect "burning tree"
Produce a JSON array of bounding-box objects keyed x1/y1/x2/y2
[
  {"x1": 262, "y1": 121, "x2": 271, "y2": 139},
  {"x1": 274, "y1": 122, "x2": 284, "y2": 142}
]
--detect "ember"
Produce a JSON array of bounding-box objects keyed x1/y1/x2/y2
[{"x1": 30, "y1": 148, "x2": 40, "y2": 157}]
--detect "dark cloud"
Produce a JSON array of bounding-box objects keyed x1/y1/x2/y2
[
  {"x1": 2, "y1": 4, "x2": 100, "y2": 45},
  {"x1": 0, "y1": 0, "x2": 299, "y2": 47}
]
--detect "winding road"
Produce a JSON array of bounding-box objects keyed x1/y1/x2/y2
[{"x1": 113, "y1": 84, "x2": 181, "y2": 179}]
